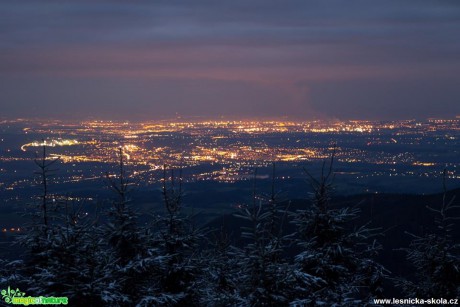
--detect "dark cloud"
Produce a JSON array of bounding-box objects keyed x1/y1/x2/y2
[{"x1": 0, "y1": 0, "x2": 459, "y2": 120}]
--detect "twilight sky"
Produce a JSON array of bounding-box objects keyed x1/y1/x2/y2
[{"x1": 1, "y1": 0, "x2": 460, "y2": 120}]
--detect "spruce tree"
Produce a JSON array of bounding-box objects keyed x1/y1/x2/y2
[
  {"x1": 15, "y1": 145, "x2": 119, "y2": 305},
  {"x1": 232, "y1": 166, "x2": 297, "y2": 306},
  {"x1": 15, "y1": 144, "x2": 59, "y2": 296},
  {"x1": 137, "y1": 166, "x2": 204, "y2": 306},
  {"x1": 198, "y1": 219, "x2": 245, "y2": 306},
  {"x1": 102, "y1": 147, "x2": 146, "y2": 305},
  {"x1": 398, "y1": 170, "x2": 460, "y2": 299},
  {"x1": 291, "y1": 150, "x2": 386, "y2": 305}
]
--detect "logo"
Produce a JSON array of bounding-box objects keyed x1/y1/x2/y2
[
  {"x1": 1, "y1": 286, "x2": 68, "y2": 306},
  {"x1": 1, "y1": 287, "x2": 25, "y2": 304}
]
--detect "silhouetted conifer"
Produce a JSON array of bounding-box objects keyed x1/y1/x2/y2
[
  {"x1": 198, "y1": 219, "x2": 245, "y2": 306},
  {"x1": 101, "y1": 147, "x2": 146, "y2": 305},
  {"x1": 136, "y1": 165, "x2": 204, "y2": 306},
  {"x1": 15, "y1": 146, "x2": 117, "y2": 305},
  {"x1": 398, "y1": 170, "x2": 460, "y2": 299},
  {"x1": 291, "y1": 149, "x2": 387, "y2": 305},
  {"x1": 14, "y1": 145, "x2": 60, "y2": 295},
  {"x1": 232, "y1": 166, "x2": 296, "y2": 306}
]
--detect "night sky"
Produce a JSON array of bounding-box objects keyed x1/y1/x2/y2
[{"x1": 1, "y1": 0, "x2": 460, "y2": 120}]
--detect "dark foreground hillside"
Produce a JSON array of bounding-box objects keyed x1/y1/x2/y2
[
  {"x1": 206, "y1": 188, "x2": 460, "y2": 297},
  {"x1": 1, "y1": 175, "x2": 459, "y2": 305}
]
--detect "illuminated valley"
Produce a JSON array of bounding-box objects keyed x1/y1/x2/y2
[{"x1": 0, "y1": 118, "x2": 458, "y2": 205}]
